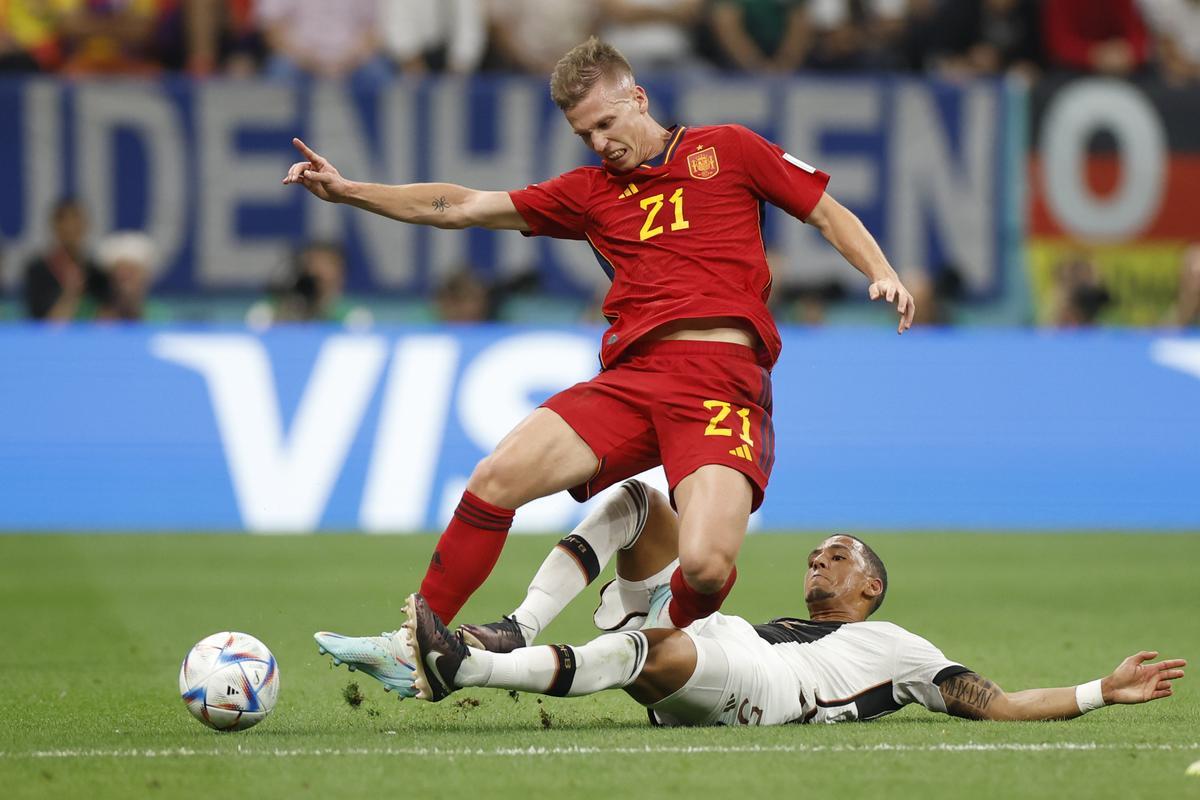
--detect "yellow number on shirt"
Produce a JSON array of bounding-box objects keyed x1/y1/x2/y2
[
  {"x1": 639, "y1": 188, "x2": 689, "y2": 241},
  {"x1": 669, "y1": 187, "x2": 689, "y2": 232},
  {"x1": 639, "y1": 194, "x2": 665, "y2": 241}
]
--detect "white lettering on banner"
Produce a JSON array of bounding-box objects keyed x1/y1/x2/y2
[
  {"x1": 0, "y1": 78, "x2": 1017, "y2": 299},
  {"x1": 76, "y1": 84, "x2": 187, "y2": 267},
  {"x1": 151, "y1": 333, "x2": 388, "y2": 532},
  {"x1": 377, "y1": 83, "x2": 422, "y2": 287},
  {"x1": 676, "y1": 79, "x2": 784, "y2": 284},
  {"x1": 198, "y1": 83, "x2": 297, "y2": 288},
  {"x1": 310, "y1": 82, "x2": 417, "y2": 289},
  {"x1": 1150, "y1": 339, "x2": 1200, "y2": 381},
  {"x1": 452, "y1": 332, "x2": 596, "y2": 532},
  {"x1": 360, "y1": 336, "x2": 460, "y2": 531},
  {"x1": 779, "y1": 84, "x2": 882, "y2": 284},
  {"x1": 2, "y1": 81, "x2": 62, "y2": 289},
  {"x1": 891, "y1": 83, "x2": 995, "y2": 292},
  {"x1": 437, "y1": 474, "x2": 470, "y2": 534},
  {"x1": 678, "y1": 79, "x2": 771, "y2": 127},
  {"x1": 427, "y1": 81, "x2": 537, "y2": 284},
  {"x1": 1041, "y1": 79, "x2": 1166, "y2": 242}
]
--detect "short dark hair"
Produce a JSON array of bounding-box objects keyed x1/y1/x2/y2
[{"x1": 844, "y1": 535, "x2": 888, "y2": 615}]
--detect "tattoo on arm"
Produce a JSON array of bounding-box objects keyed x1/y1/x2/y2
[
  {"x1": 940, "y1": 672, "x2": 1001, "y2": 720},
  {"x1": 432, "y1": 196, "x2": 450, "y2": 212}
]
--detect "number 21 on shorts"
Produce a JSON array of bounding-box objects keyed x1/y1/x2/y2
[{"x1": 703, "y1": 400, "x2": 755, "y2": 461}]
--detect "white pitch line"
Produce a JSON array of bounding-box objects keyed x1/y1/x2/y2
[{"x1": 2, "y1": 742, "x2": 1199, "y2": 759}]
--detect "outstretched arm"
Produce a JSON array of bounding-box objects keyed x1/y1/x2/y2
[
  {"x1": 806, "y1": 192, "x2": 915, "y2": 333},
  {"x1": 939, "y1": 651, "x2": 1186, "y2": 721},
  {"x1": 282, "y1": 138, "x2": 529, "y2": 231}
]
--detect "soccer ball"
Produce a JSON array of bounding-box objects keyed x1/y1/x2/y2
[{"x1": 179, "y1": 631, "x2": 279, "y2": 731}]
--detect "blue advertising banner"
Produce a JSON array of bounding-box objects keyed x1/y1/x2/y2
[
  {"x1": 0, "y1": 75, "x2": 1014, "y2": 299},
  {"x1": 1, "y1": 325, "x2": 1197, "y2": 532}
]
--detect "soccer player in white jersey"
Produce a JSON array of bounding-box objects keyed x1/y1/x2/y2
[{"x1": 317, "y1": 481, "x2": 1185, "y2": 725}]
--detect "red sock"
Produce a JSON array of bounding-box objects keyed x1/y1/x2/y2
[
  {"x1": 667, "y1": 565, "x2": 738, "y2": 628},
  {"x1": 419, "y1": 491, "x2": 514, "y2": 624}
]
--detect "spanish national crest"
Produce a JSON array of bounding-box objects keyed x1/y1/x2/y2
[{"x1": 687, "y1": 146, "x2": 719, "y2": 180}]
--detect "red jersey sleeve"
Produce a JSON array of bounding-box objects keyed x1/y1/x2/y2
[
  {"x1": 508, "y1": 167, "x2": 595, "y2": 240},
  {"x1": 734, "y1": 125, "x2": 830, "y2": 221}
]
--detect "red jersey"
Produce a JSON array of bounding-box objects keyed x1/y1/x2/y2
[{"x1": 509, "y1": 124, "x2": 829, "y2": 369}]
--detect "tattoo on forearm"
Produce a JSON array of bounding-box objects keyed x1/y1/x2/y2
[
  {"x1": 940, "y1": 672, "x2": 1000, "y2": 720},
  {"x1": 432, "y1": 196, "x2": 450, "y2": 212}
]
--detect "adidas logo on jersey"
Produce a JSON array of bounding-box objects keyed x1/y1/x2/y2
[
  {"x1": 617, "y1": 184, "x2": 641, "y2": 200},
  {"x1": 728, "y1": 445, "x2": 753, "y2": 461}
]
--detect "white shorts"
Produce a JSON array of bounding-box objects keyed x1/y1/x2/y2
[{"x1": 647, "y1": 612, "x2": 804, "y2": 727}]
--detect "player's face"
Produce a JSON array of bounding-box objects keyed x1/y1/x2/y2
[
  {"x1": 565, "y1": 78, "x2": 647, "y2": 173},
  {"x1": 804, "y1": 536, "x2": 874, "y2": 612}
]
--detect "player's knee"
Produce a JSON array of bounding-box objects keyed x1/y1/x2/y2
[
  {"x1": 639, "y1": 642, "x2": 678, "y2": 685},
  {"x1": 465, "y1": 454, "x2": 519, "y2": 507},
  {"x1": 679, "y1": 553, "x2": 734, "y2": 595},
  {"x1": 627, "y1": 630, "x2": 695, "y2": 705}
]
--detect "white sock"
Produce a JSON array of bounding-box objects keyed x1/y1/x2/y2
[
  {"x1": 455, "y1": 632, "x2": 649, "y2": 697},
  {"x1": 617, "y1": 559, "x2": 678, "y2": 618},
  {"x1": 511, "y1": 481, "x2": 650, "y2": 644}
]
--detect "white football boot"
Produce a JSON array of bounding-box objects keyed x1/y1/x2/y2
[{"x1": 314, "y1": 628, "x2": 417, "y2": 699}]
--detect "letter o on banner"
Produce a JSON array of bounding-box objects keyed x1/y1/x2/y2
[{"x1": 1041, "y1": 79, "x2": 1167, "y2": 242}]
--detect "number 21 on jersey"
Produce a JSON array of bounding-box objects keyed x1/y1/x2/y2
[{"x1": 639, "y1": 187, "x2": 689, "y2": 241}]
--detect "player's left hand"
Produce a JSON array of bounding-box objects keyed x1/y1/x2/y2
[
  {"x1": 1102, "y1": 651, "x2": 1186, "y2": 704},
  {"x1": 867, "y1": 277, "x2": 915, "y2": 334}
]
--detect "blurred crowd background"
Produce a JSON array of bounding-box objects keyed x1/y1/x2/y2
[
  {"x1": 1, "y1": 0, "x2": 1199, "y2": 329},
  {"x1": 5, "y1": 0, "x2": 1199, "y2": 83}
]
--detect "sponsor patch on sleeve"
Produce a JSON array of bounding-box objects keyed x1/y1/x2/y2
[{"x1": 782, "y1": 152, "x2": 816, "y2": 173}]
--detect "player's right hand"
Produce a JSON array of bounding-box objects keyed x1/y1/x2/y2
[{"x1": 283, "y1": 138, "x2": 348, "y2": 203}]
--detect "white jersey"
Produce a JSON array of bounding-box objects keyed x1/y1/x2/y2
[
  {"x1": 753, "y1": 617, "x2": 968, "y2": 723},
  {"x1": 648, "y1": 613, "x2": 969, "y2": 727}
]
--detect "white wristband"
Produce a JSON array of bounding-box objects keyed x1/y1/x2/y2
[{"x1": 1075, "y1": 679, "x2": 1106, "y2": 713}]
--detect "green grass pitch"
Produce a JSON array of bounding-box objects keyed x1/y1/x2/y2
[{"x1": 1, "y1": 532, "x2": 1198, "y2": 799}]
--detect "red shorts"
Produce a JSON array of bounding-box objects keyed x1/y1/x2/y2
[{"x1": 542, "y1": 340, "x2": 775, "y2": 511}]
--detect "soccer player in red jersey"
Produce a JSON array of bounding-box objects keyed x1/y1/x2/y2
[{"x1": 284, "y1": 38, "x2": 915, "y2": 634}]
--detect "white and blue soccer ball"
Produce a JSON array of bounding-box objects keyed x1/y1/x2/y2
[{"x1": 179, "y1": 632, "x2": 279, "y2": 731}]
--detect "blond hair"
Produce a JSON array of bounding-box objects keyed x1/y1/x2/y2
[{"x1": 549, "y1": 37, "x2": 635, "y2": 111}]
